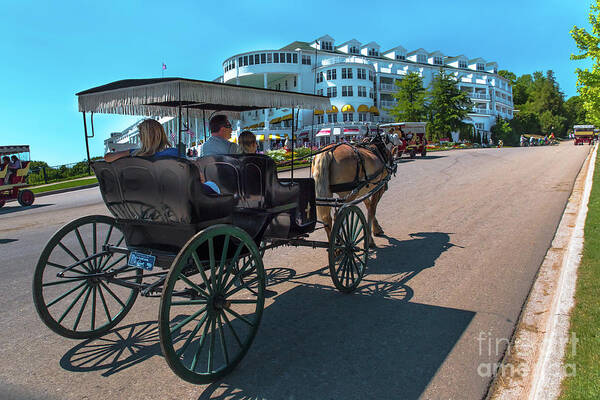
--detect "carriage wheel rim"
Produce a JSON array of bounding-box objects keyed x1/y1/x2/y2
[
  {"x1": 32, "y1": 215, "x2": 141, "y2": 339},
  {"x1": 159, "y1": 225, "x2": 265, "y2": 384},
  {"x1": 328, "y1": 206, "x2": 368, "y2": 293}
]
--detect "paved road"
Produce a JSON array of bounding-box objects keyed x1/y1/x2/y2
[{"x1": 0, "y1": 143, "x2": 591, "y2": 400}]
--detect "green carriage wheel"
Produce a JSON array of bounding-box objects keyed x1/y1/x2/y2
[
  {"x1": 159, "y1": 224, "x2": 265, "y2": 384},
  {"x1": 33, "y1": 215, "x2": 142, "y2": 339},
  {"x1": 328, "y1": 205, "x2": 369, "y2": 293}
]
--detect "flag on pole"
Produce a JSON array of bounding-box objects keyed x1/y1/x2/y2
[{"x1": 162, "y1": 63, "x2": 167, "y2": 70}]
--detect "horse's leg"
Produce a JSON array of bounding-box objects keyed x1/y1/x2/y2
[
  {"x1": 369, "y1": 188, "x2": 386, "y2": 237},
  {"x1": 363, "y1": 197, "x2": 376, "y2": 248},
  {"x1": 317, "y1": 205, "x2": 333, "y2": 242}
]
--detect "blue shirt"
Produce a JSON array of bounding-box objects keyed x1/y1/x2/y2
[
  {"x1": 129, "y1": 147, "x2": 179, "y2": 159},
  {"x1": 199, "y1": 136, "x2": 239, "y2": 157}
]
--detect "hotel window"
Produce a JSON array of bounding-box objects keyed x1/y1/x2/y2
[
  {"x1": 475, "y1": 123, "x2": 484, "y2": 129},
  {"x1": 349, "y1": 46, "x2": 359, "y2": 54},
  {"x1": 316, "y1": 115, "x2": 324, "y2": 124},
  {"x1": 357, "y1": 68, "x2": 366, "y2": 79},
  {"x1": 327, "y1": 87, "x2": 337, "y2": 97},
  {"x1": 368, "y1": 48, "x2": 379, "y2": 56},
  {"x1": 317, "y1": 88, "x2": 324, "y2": 96},
  {"x1": 285, "y1": 80, "x2": 288, "y2": 90},
  {"x1": 328, "y1": 113, "x2": 337, "y2": 123},
  {"x1": 358, "y1": 113, "x2": 368, "y2": 122},
  {"x1": 326, "y1": 69, "x2": 337, "y2": 80},
  {"x1": 261, "y1": 53, "x2": 266, "y2": 63},
  {"x1": 508, "y1": 95, "x2": 512, "y2": 102},
  {"x1": 459, "y1": 60, "x2": 467, "y2": 68},
  {"x1": 294, "y1": 76, "x2": 297, "y2": 87},
  {"x1": 343, "y1": 113, "x2": 354, "y2": 122},
  {"x1": 238, "y1": 57, "x2": 243, "y2": 66},
  {"x1": 477, "y1": 63, "x2": 485, "y2": 71},
  {"x1": 286, "y1": 53, "x2": 292, "y2": 63},
  {"x1": 475, "y1": 74, "x2": 482, "y2": 80},
  {"x1": 369, "y1": 91, "x2": 374, "y2": 99},
  {"x1": 267, "y1": 53, "x2": 272, "y2": 63},
  {"x1": 243, "y1": 55, "x2": 249, "y2": 66},
  {"x1": 316, "y1": 72, "x2": 323, "y2": 83},
  {"x1": 293, "y1": 54, "x2": 298, "y2": 63},
  {"x1": 417, "y1": 54, "x2": 427, "y2": 63},
  {"x1": 321, "y1": 41, "x2": 333, "y2": 51},
  {"x1": 368, "y1": 70, "x2": 374, "y2": 81},
  {"x1": 249, "y1": 55, "x2": 254, "y2": 65},
  {"x1": 434, "y1": 56, "x2": 443, "y2": 65},
  {"x1": 302, "y1": 55, "x2": 311, "y2": 65},
  {"x1": 342, "y1": 68, "x2": 353, "y2": 79},
  {"x1": 342, "y1": 86, "x2": 353, "y2": 97},
  {"x1": 396, "y1": 54, "x2": 406, "y2": 60},
  {"x1": 357, "y1": 86, "x2": 367, "y2": 97},
  {"x1": 274, "y1": 53, "x2": 279, "y2": 63}
]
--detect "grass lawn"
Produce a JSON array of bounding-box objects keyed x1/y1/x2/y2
[
  {"x1": 31, "y1": 177, "x2": 98, "y2": 194},
  {"x1": 560, "y1": 155, "x2": 600, "y2": 399}
]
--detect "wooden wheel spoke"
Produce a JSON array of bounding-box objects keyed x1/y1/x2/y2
[
  {"x1": 178, "y1": 274, "x2": 210, "y2": 300},
  {"x1": 46, "y1": 261, "x2": 87, "y2": 275},
  {"x1": 58, "y1": 242, "x2": 91, "y2": 272},
  {"x1": 224, "y1": 277, "x2": 259, "y2": 298},
  {"x1": 57, "y1": 284, "x2": 88, "y2": 324},
  {"x1": 42, "y1": 277, "x2": 88, "y2": 287},
  {"x1": 224, "y1": 307, "x2": 255, "y2": 327},
  {"x1": 222, "y1": 256, "x2": 255, "y2": 295},
  {"x1": 74, "y1": 227, "x2": 94, "y2": 271},
  {"x1": 102, "y1": 254, "x2": 127, "y2": 272},
  {"x1": 99, "y1": 281, "x2": 126, "y2": 308},
  {"x1": 207, "y1": 317, "x2": 217, "y2": 373},
  {"x1": 92, "y1": 223, "x2": 97, "y2": 269},
  {"x1": 176, "y1": 313, "x2": 208, "y2": 357},
  {"x1": 227, "y1": 299, "x2": 258, "y2": 304},
  {"x1": 218, "y1": 242, "x2": 245, "y2": 292},
  {"x1": 221, "y1": 310, "x2": 243, "y2": 348},
  {"x1": 208, "y1": 238, "x2": 216, "y2": 289},
  {"x1": 170, "y1": 299, "x2": 208, "y2": 306},
  {"x1": 191, "y1": 252, "x2": 213, "y2": 296},
  {"x1": 97, "y1": 285, "x2": 112, "y2": 322},
  {"x1": 46, "y1": 281, "x2": 87, "y2": 308},
  {"x1": 217, "y1": 313, "x2": 229, "y2": 365},
  {"x1": 170, "y1": 306, "x2": 207, "y2": 334},
  {"x1": 190, "y1": 315, "x2": 211, "y2": 372},
  {"x1": 351, "y1": 212, "x2": 360, "y2": 240},
  {"x1": 90, "y1": 286, "x2": 97, "y2": 330},
  {"x1": 73, "y1": 286, "x2": 93, "y2": 331},
  {"x1": 216, "y1": 235, "x2": 230, "y2": 291},
  {"x1": 352, "y1": 224, "x2": 365, "y2": 244}
]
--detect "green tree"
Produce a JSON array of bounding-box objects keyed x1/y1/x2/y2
[
  {"x1": 571, "y1": 1, "x2": 600, "y2": 125},
  {"x1": 427, "y1": 69, "x2": 472, "y2": 142},
  {"x1": 498, "y1": 70, "x2": 517, "y2": 85},
  {"x1": 389, "y1": 72, "x2": 428, "y2": 122},
  {"x1": 564, "y1": 95, "x2": 589, "y2": 128}
]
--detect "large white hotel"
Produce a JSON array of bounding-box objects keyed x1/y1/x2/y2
[{"x1": 105, "y1": 35, "x2": 514, "y2": 152}]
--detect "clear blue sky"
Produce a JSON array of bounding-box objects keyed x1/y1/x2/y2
[{"x1": 0, "y1": 0, "x2": 592, "y2": 165}]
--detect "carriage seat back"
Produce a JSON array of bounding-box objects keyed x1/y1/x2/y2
[
  {"x1": 0, "y1": 164, "x2": 7, "y2": 180},
  {"x1": 195, "y1": 154, "x2": 299, "y2": 210},
  {"x1": 16, "y1": 161, "x2": 30, "y2": 177},
  {"x1": 92, "y1": 157, "x2": 235, "y2": 251}
]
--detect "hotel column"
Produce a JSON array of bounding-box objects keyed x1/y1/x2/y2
[{"x1": 264, "y1": 73, "x2": 269, "y2": 130}]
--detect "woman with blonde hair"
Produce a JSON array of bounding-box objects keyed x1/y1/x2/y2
[
  {"x1": 238, "y1": 130, "x2": 258, "y2": 154},
  {"x1": 105, "y1": 119, "x2": 178, "y2": 162}
]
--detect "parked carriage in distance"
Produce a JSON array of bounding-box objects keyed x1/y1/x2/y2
[
  {"x1": 32, "y1": 78, "x2": 394, "y2": 384},
  {"x1": 380, "y1": 122, "x2": 428, "y2": 158},
  {"x1": 0, "y1": 145, "x2": 35, "y2": 208}
]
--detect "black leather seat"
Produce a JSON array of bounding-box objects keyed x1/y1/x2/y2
[{"x1": 92, "y1": 157, "x2": 234, "y2": 252}]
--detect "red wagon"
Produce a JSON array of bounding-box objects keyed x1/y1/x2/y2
[{"x1": 0, "y1": 145, "x2": 35, "y2": 208}]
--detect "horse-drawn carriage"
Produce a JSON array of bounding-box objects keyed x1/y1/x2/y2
[
  {"x1": 32, "y1": 78, "x2": 395, "y2": 383},
  {"x1": 573, "y1": 125, "x2": 595, "y2": 145},
  {"x1": 0, "y1": 145, "x2": 35, "y2": 208},
  {"x1": 380, "y1": 122, "x2": 427, "y2": 158}
]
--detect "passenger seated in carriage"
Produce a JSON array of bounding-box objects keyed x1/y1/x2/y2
[
  {"x1": 199, "y1": 115, "x2": 239, "y2": 157},
  {"x1": 238, "y1": 130, "x2": 258, "y2": 154},
  {"x1": 104, "y1": 119, "x2": 220, "y2": 194},
  {"x1": 0, "y1": 156, "x2": 9, "y2": 185}
]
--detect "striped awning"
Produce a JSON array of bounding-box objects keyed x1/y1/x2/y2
[
  {"x1": 280, "y1": 113, "x2": 293, "y2": 121},
  {"x1": 326, "y1": 105, "x2": 339, "y2": 114},
  {"x1": 314, "y1": 109, "x2": 324, "y2": 115},
  {"x1": 270, "y1": 117, "x2": 281, "y2": 124},
  {"x1": 357, "y1": 104, "x2": 369, "y2": 112},
  {"x1": 369, "y1": 106, "x2": 379, "y2": 115},
  {"x1": 341, "y1": 104, "x2": 355, "y2": 113}
]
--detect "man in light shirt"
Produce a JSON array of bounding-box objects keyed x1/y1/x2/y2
[{"x1": 199, "y1": 115, "x2": 239, "y2": 157}]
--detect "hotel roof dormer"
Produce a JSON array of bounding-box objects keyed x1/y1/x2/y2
[
  {"x1": 336, "y1": 39, "x2": 362, "y2": 55},
  {"x1": 361, "y1": 41, "x2": 380, "y2": 57},
  {"x1": 445, "y1": 54, "x2": 469, "y2": 69},
  {"x1": 486, "y1": 61, "x2": 498, "y2": 74},
  {"x1": 382, "y1": 46, "x2": 408, "y2": 61},
  {"x1": 428, "y1": 50, "x2": 445, "y2": 66},
  {"x1": 311, "y1": 34, "x2": 335, "y2": 51},
  {"x1": 468, "y1": 57, "x2": 487, "y2": 71},
  {"x1": 407, "y1": 48, "x2": 429, "y2": 64}
]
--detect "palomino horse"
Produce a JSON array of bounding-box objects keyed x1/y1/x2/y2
[{"x1": 311, "y1": 134, "x2": 396, "y2": 248}]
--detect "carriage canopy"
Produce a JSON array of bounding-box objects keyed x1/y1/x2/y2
[
  {"x1": 77, "y1": 78, "x2": 331, "y2": 118},
  {"x1": 0, "y1": 145, "x2": 30, "y2": 156}
]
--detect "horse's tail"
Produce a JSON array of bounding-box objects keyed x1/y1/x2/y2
[{"x1": 312, "y1": 149, "x2": 333, "y2": 199}]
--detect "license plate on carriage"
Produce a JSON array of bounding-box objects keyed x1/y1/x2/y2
[{"x1": 128, "y1": 252, "x2": 156, "y2": 271}]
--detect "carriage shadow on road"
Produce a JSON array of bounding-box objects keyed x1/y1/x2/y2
[{"x1": 196, "y1": 231, "x2": 468, "y2": 400}]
